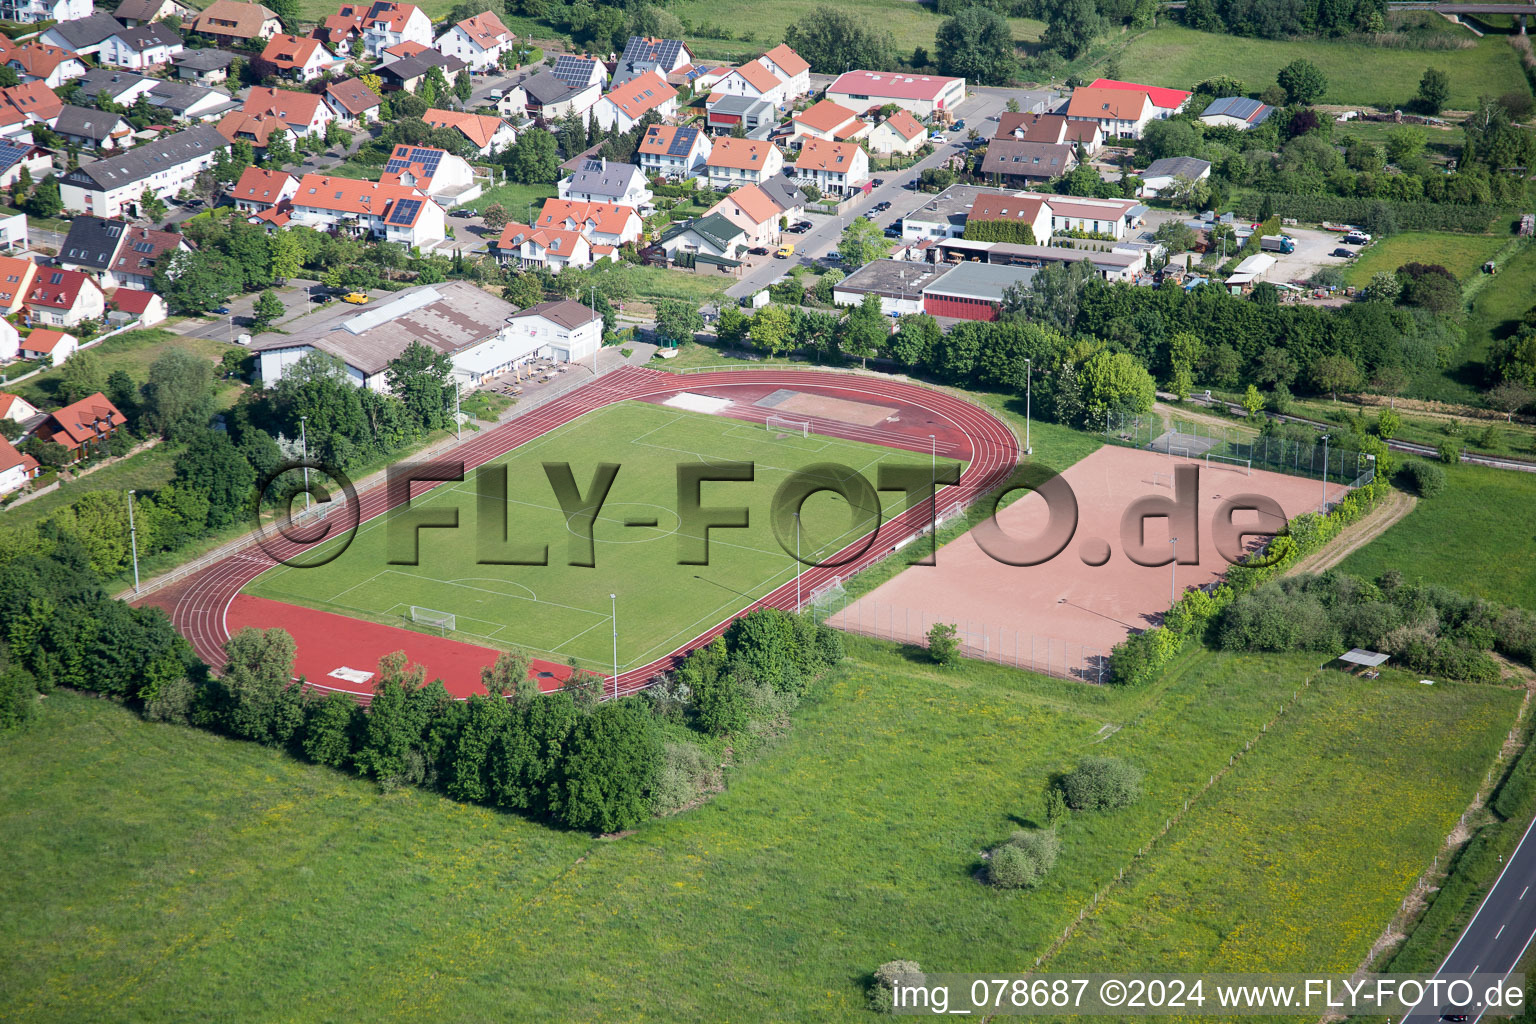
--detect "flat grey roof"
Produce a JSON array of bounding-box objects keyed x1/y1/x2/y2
[
  {"x1": 1340, "y1": 649, "x2": 1390, "y2": 667},
  {"x1": 922, "y1": 261, "x2": 1038, "y2": 301},
  {"x1": 833, "y1": 258, "x2": 952, "y2": 299},
  {"x1": 903, "y1": 184, "x2": 995, "y2": 228}
]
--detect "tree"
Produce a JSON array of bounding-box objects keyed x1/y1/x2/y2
[
  {"x1": 385, "y1": 339, "x2": 454, "y2": 432},
  {"x1": 839, "y1": 292, "x2": 887, "y2": 368},
  {"x1": 890, "y1": 313, "x2": 940, "y2": 369},
  {"x1": 141, "y1": 348, "x2": 216, "y2": 441},
  {"x1": 1370, "y1": 365, "x2": 1409, "y2": 408},
  {"x1": 1042, "y1": 0, "x2": 1104, "y2": 58},
  {"x1": 783, "y1": 7, "x2": 895, "y2": 74},
  {"x1": 454, "y1": 69, "x2": 473, "y2": 103},
  {"x1": 262, "y1": 131, "x2": 294, "y2": 168},
  {"x1": 152, "y1": 250, "x2": 242, "y2": 315},
  {"x1": 1487, "y1": 381, "x2": 1535, "y2": 423},
  {"x1": 1385, "y1": 124, "x2": 1426, "y2": 166},
  {"x1": 837, "y1": 216, "x2": 890, "y2": 269},
  {"x1": 1060, "y1": 756, "x2": 1143, "y2": 811},
  {"x1": 217, "y1": 627, "x2": 299, "y2": 745},
  {"x1": 553, "y1": 701, "x2": 663, "y2": 833},
  {"x1": 935, "y1": 5, "x2": 1018, "y2": 86},
  {"x1": 927, "y1": 622, "x2": 959, "y2": 665},
  {"x1": 58, "y1": 350, "x2": 106, "y2": 404},
  {"x1": 653, "y1": 299, "x2": 702, "y2": 348},
  {"x1": 25, "y1": 175, "x2": 61, "y2": 218},
  {"x1": 715, "y1": 304, "x2": 749, "y2": 346},
  {"x1": 1276, "y1": 59, "x2": 1326, "y2": 106},
  {"x1": 1153, "y1": 220, "x2": 1197, "y2": 255},
  {"x1": 1081, "y1": 350, "x2": 1155, "y2": 423},
  {"x1": 480, "y1": 648, "x2": 533, "y2": 697},
  {"x1": 105, "y1": 369, "x2": 137, "y2": 412},
  {"x1": 250, "y1": 290, "x2": 284, "y2": 331},
  {"x1": 1241, "y1": 384, "x2": 1265, "y2": 418},
  {"x1": 1310, "y1": 354, "x2": 1361, "y2": 402},
  {"x1": 21, "y1": 437, "x2": 70, "y2": 469},
  {"x1": 1417, "y1": 67, "x2": 1449, "y2": 116},
  {"x1": 480, "y1": 203, "x2": 508, "y2": 230},
  {"x1": 503, "y1": 128, "x2": 559, "y2": 184},
  {"x1": 911, "y1": 45, "x2": 929, "y2": 69},
  {"x1": 177, "y1": 430, "x2": 257, "y2": 529},
  {"x1": 748, "y1": 304, "x2": 792, "y2": 356}
]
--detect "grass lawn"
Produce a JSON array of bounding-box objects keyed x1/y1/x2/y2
[
  {"x1": 594, "y1": 261, "x2": 732, "y2": 304},
  {"x1": 244, "y1": 400, "x2": 962, "y2": 672},
  {"x1": 457, "y1": 181, "x2": 558, "y2": 219},
  {"x1": 1343, "y1": 231, "x2": 1509, "y2": 289},
  {"x1": 1460, "y1": 238, "x2": 1536, "y2": 389},
  {"x1": 0, "y1": 444, "x2": 178, "y2": 529},
  {"x1": 1112, "y1": 24, "x2": 1525, "y2": 109},
  {"x1": 0, "y1": 644, "x2": 1513, "y2": 1021},
  {"x1": 12, "y1": 329, "x2": 235, "y2": 411},
  {"x1": 1338, "y1": 461, "x2": 1536, "y2": 610}
]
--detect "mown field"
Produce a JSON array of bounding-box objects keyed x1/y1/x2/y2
[
  {"x1": 0, "y1": 642, "x2": 1514, "y2": 1022},
  {"x1": 1112, "y1": 24, "x2": 1526, "y2": 109},
  {"x1": 1338, "y1": 461, "x2": 1536, "y2": 610},
  {"x1": 1343, "y1": 231, "x2": 1509, "y2": 289},
  {"x1": 12, "y1": 330, "x2": 235, "y2": 411}
]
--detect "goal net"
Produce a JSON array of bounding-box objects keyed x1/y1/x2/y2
[
  {"x1": 1206, "y1": 452, "x2": 1252, "y2": 475},
  {"x1": 936, "y1": 501, "x2": 965, "y2": 526},
  {"x1": 766, "y1": 414, "x2": 811, "y2": 438},
  {"x1": 409, "y1": 606, "x2": 456, "y2": 635},
  {"x1": 1150, "y1": 471, "x2": 1173, "y2": 489},
  {"x1": 807, "y1": 575, "x2": 846, "y2": 615}
]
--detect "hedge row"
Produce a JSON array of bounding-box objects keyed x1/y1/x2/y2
[{"x1": 1231, "y1": 193, "x2": 1509, "y2": 234}]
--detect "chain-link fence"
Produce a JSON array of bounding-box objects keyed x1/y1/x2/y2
[{"x1": 816, "y1": 593, "x2": 1108, "y2": 684}]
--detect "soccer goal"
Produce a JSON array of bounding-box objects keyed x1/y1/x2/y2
[
  {"x1": 1150, "y1": 471, "x2": 1173, "y2": 489},
  {"x1": 409, "y1": 606, "x2": 456, "y2": 635},
  {"x1": 766, "y1": 414, "x2": 811, "y2": 438},
  {"x1": 936, "y1": 501, "x2": 965, "y2": 526},
  {"x1": 1206, "y1": 452, "x2": 1252, "y2": 475}
]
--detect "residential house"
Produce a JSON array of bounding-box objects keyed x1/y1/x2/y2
[
  {"x1": 0, "y1": 81, "x2": 62, "y2": 125},
  {"x1": 433, "y1": 11, "x2": 513, "y2": 72},
  {"x1": 0, "y1": 317, "x2": 15, "y2": 359},
  {"x1": 57, "y1": 214, "x2": 125, "y2": 278},
  {"x1": 313, "y1": 0, "x2": 367, "y2": 48},
  {"x1": 0, "y1": 210, "x2": 25, "y2": 250},
  {"x1": 58, "y1": 124, "x2": 228, "y2": 217},
  {"x1": 187, "y1": 0, "x2": 283, "y2": 45},
  {"x1": 1138, "y1": 156, "x2": 1211, "y2": 198},
  {"x1": 0, "y1": 0, "x2": 93, "y2": 25},
  {"x1": 506, "y1": 300, "x2": 602, "y2": 364},
  {"x1": 243, "y1": 86, "x2": 332, "y2": 137},
  {"x1": 114, "y1": 0, "x2": 196, "y2": 26},
  {"x1": 0, "y1": 140, "x2": 53, "y2": 189},
  {"x1": 376, "y1": 51, "x2": 467, "y2": 93},
  {"x1": 790, "y1": 99, "x2": 866, "y2": 146},
  {"x1": 0, "y1": 39, "x2": 88, "y2": 88},
  {"x1": 33, "y1": 392, "x2": 126, "y2": 463},
  {"x1": 51, "y1": 105, "x2": 133, "y2": 150},
  {"x1": 1088, "y1": 78, "x2": 1191, "y2": 119},
  {"x1": 107, "y1": 287, "x2": 167, "y2": 326},
  {"x1": 17, "y1": 327, "x2": 79, "y2": 362},
  {"x1": 521, "y1": 69, "x2": 601, "y2": 125},
  {"x1": 757, "y1": 174, "x2": 805, "y2": 221},
  {"x1": 981, "y1": 139, "x2": 1076, "y2": 185},
  {"x1": 756, "y1": 44, "x2": 810, "y2": 103},
  {"x1": 73, "y1": 67, "x2": 158, "y2": 107},
  {"x1": 706, "y1": 182, "x2": 784, "y2": 248},
  {"x1": 284, "y1": 173, "x2": 445, "y2": 245},
  {"x1": 793, "y1": 138, "x2": 868, "y2": 196},
  {"x1": 1066, "y1": 86, "x2": 1156, "y2": 140},
  {"x1": 1039, "y1": 192, "x2": 1144, "y2": 239},
  {"x1": 704, "y1": 95, "x2": 775, "y2": 136},
  {"x1": 260, "y1": 34, "x2": 343, "y2": 81},
  {"x1": 825, "y1": 70, "x2": 965, "y2": 118},
  {"x1": 0, "y1": 391, "x2": 39, "y2": 423},
  {"x1": 230, "y1": 166, "x2": 297, "y2": 212},
  {"x1": 592, "y1": 69, "x2": 677, "y2": 133},
  {"x1": 492, "y1": 84, "x2": 526, "y2": 118},
  {"x1": 90, "y1": 223, "x2": 188, "y2": 289},
  {"x1": 704, "y1": 137, "x2": 782, "y2": 191},
  {"x1": 422, "y1": 107, "x2": 512, "y2": 156},
  {"x1": 98, "y1": 23, "x2": 183, "y2": 69},
  {"x1": 0, "y1": 254, "x2": 37, "y2": 315},
  {"x1": 217, "y1": 110, "x2": 296, "y2": 152},
  {"x1": 995, "y1": 111, "x2": 1102, "y2": 155},
  {"x1": 547, "y1": 53, "x2": 606, "y2": 91},
  {"x1": 711, "y1": 60, "x2": 788, "y2": 110},
  {"x1": 656, "y1": 212, "x2": 745, "y2": 260},
  {"x1": 172, "y1": 48, "x2": 234, "y2": 84},
  {"x1": 142, "y1": 78, "x2": 237, "y2": 121},
  {"x1": 494, "y1": 222, "x2": 606, "y2": 272},
  {"x1": 558, "y1": 158, "x2": 651, "y2": 209},
  {"x1": 0, "y1": 436, "x2": 39, "y2": 496},
  {"x1": 39, "y1": 13, "x2": 124, "y2": 58},
  {"x1": 636, "y1": 123, "x2": 710, "y2": 180},
  {"x1": 361, "y1": 1, "x2": 432, "y2": 58},
  {"x1": 866, "y1": 109, "x2": 926, "y2": 156},
  {"x1": 610, "y1": 36, "x2": 691, "y2": 89},
  {"x1": 379, "y1": 143, "x2": 481, "y2": 207},
  {"x1": 965, "y1": 190, "x2": 1053, "y2": 243},
  {"x1": 1199, "y1": 96, "x2": 1272, "y2": 130},
  {"x1": 25, "y1": 268, "x2": 106, "y2": 327},
  {"x1": 533, "y1": 198, "x2": 641, "y2": 247},
  {"x1": 324, "y1": 77, "x2": 381, "y2": 124}
]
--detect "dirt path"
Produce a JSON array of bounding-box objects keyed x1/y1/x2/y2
[
  {"x1": 1152, "y1": 401, "x2": 1258, "y2": 438},
  {"x1": 1285, "y1": 487, "x2": 1417, "y2": 577}
]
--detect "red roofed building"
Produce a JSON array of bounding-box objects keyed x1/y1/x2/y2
[
  {"x1": 635, "y1": 123, "x2": 711, "y2": 180},
  {"x1": 434, "y1": 10, "x2": 514, "y2": 71},
  {"x1": 378, "y1": 143, "x2": 479, "y2": 206},
  {"x1": 534, "y1": 198, "x2": 641, "y2": 247},
  {"x1": 423, "y1": 107, "x2": 515, "y2": 156},
  {"x1": 108, "y1": 287, "x2": 168, "y2": 327},
  {"x1": 593, "y1": 69, "x2": 677, "y2": 133},
  {"x1": 230, "y1": 166, "x2": 299, "y2": 212},
  {"x1": 757, "y1": 43, "x2": 810, "y2": 101},
  {"x1": 826, "y1": 69, "x2": 965, "y2": 117},
  {"x1": 967, "y1": 191, "x2": 1052, "y2": 243},
  {"x1": 313, "y1": 1, "x2": 366, "y2": 46},
  {"x1": 791, "y1": 99, "x2": 867, "y2": 146},
  {"x1": 35, "y1": 391, "x2": 127, "y2": 462},
  {"x1": 705, "y1": 182, "x2": 783, "y2": 248},
  {"x1": 361, "y1": 1, "x2": 433, "y2": 58},
  {"x1": 105, "y1": 225, "x2": 190, "y2": 291},
  {"x1": 324, "y1": 77, "x2": 382, "y2": 124},
  {"x1": 0, "y1": 81, "x2": 62, "y2": 124},
  {"x1": 260, "y1": 33, "x2": 343, "y2": 81},
  {"x1": 793, "y1": 138, "x2": 869, "y2": 196},
  {"x1": 287, "y1": 172, "x2": 446, "y2": 245},
  {"x1": 17, "y1": 327, "x2": 80, "y2": 364},
  {"x1": 216, "y1": 110, "x2": 297, "y2": 152},
  {"x1": 1066, "y1": 86, "x2": 1156, "y2": 140},
  {"x1": 867, "y1": 109, "x2": 927, "y2": 156},
  {"x1": 704, "y1": 137, "x2": 783, "y2": 190},
  {"x1": 1088, "y1": 78, "x2": 1191, "y2": 118},
  {"x1": 24, "y1": 268, "x2": 104, "y2": 329},
  {"x1": 0, "y1": 392, "x2": 40, "y2": 424},
  {"x1": 495, "y1": 222, "x2": 608, "y2": 274},
  {"x1": 0, "y1": 434, "x2": 40, "y2": 495},
  {"x1": 243, "y1": 85, "x2": 333, "y2": 136},
  {"x1": 0, "y1": 255, "x2": 38, "y2": 316},
  {"x1": 712, "y1": 59, "x2": 786, "y2": 107},
  {"x1": 0, "y1": 38, "x2": 88, "y2": 88}
]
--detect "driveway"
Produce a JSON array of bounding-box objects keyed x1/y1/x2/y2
[{"x1": 171, "y1": 278, "x2": 373, "y2": 344}]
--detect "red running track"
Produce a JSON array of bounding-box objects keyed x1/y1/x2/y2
[{"x1": 137, "y1": 366, "x2": 1020, "y2": 699}]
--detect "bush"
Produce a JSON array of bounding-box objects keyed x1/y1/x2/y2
[
  {"x1": 1060, "y1": 757, "x2": 1144, "y2": 811},
  {"x1": 927, "y1": 622, "x2": 959, "y2": 665},
  {"x1": 1399, "y1": 460, "x2": 1447, "y2": 498},
  {"x1": 988, "y1": 829, "x2": 1060, "y2": 889},
  {"x1": 869, "y1": 960, "x2": 923, "y2": 1013},
  {"x1": 651, "y1": 741, "x2": 722, "y2": 815},
  {"x1": 1437, "y1": 441, "x2": 1460, "y2": 465},
  {"x1": 553, "y1": 700, "x2": 664, "y2": 833},
  {"x1": 0, "y1": 663, "x2": 35, "y2": 731}
]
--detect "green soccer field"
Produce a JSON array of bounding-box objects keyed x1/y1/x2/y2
[{"x1": 245, "y1": 401, "x2": 961, "y2": 671}]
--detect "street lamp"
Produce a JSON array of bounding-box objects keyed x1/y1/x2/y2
[
  {"x1": 1169, "y1": 537, "x2": 1178, "y2": 605},
  {"x1": 299, "y1": 415, "x2": 310, "y2": 512},
  {"x1": 454, "y1": 376, "x2": 461, "y2": 441},
  {"x1": 1320, "y1": 434, "x2": 1330, "y2": 506},
  {"x1": 127, "y1": 488, "x2": 140, "y2": 595},
  {"x1": 793, "y1": 510, "x2": 801, "y2": 612},
  {"x1": 609, "y1": 593, "x2": 618, "y2": 700},
  {"x1": 1023, "y1": 356, "x2": 1032, "y2": 455}
]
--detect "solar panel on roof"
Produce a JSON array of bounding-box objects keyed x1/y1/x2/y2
[
  {"x1": 551, "y1": 54, "x2": 598, "y2": 88},
  {"x1": 387, "y1": 198, "x2": 422, "y2": 225},
  {"x1": 666, "y1": 127, "x2": 694, "y2": 157},
  {"x1": 0, "y1": 140, "x2": 32, "y2": 171}
]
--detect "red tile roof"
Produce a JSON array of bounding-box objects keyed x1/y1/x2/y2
[
  {"x1": 110, "y1": 289, "x2": 160, "y2": 314},
  {"x1": 452, "y1": 10, "x2": 511, "y2": 48},
  {"x1": 261, "y1": 33, "x2": 328, "y2": 70},
  {"x1": 708, "y1": 183, "x2": 777, "y2": 226},
  {"x1": 1067, "y1": 86, "x2": 1153, "y2": 122},
  {"x1": 110, "y1": 226, "x2": 184, "y2": 277},
  {"x1": 25, "y1": 268, "x2": 97, "y2": 312},
  {"x1": 708, "y1": 137, "x2": 777, "y2": 171},
  {"x1": 291, "y1": 173, "x2": 432, "y2": 225},
  {"x1": 730, "y1": 60, "x2": 781, "y2": 96},
  {"x1": 325, "y1": 77, "x2": 380, "y2": 115},
  {"x1": 882, "y1": 109, "x2": 925, "y2": 141},
  {"x1": 243, "y1": 86, "x2": 327, "y2": 128},
  {"x1": 760, "y1": 43, "x2": 808, "y2": 79},
  {"x1": 794, "y1": 138, "x2": 861, "y2": 172},
  {"x1": 0, "y1": 255, "x2": 37, "y2": 313},
  {"x1": 365, "y1": 1, "x2": 420, "y2": 32},
  {"x1": 0, "y1": 435, "x2": 37, "y2": 476},
  {"x1": 536, "y1": 199, "x2": 636, "y2": 237},
  {"x1": 828, "y1": 70, "x2": 962, "y2": 103},
  {"x1": 603, "y1": 69, "x2": 676, "y2": 122},
  {"x1": 423, "y1": 107, "x2": 505, "y2": 148},
  {"x1": 793, "y1": 98, "x2": 860, "y2": 135},
  {"x1": 43, "y1": 392, "x2": 126, "y2": 450},
  {"x1": 969, "y1": 191, "x2": 1047, "y2": 223},
  {"x1": 1088, "y1": 78, "x2": 1191, "y2": 111},
  {"x1": 0, "y1": 38, "x2": 84, "y2": 80},
  {"x1": 217, "y1": 110, "x2": 291, "y2": 146},
  {"x1": 1, "y1": 81, "x2": 61, "y2": 121},
  {"x1": 22, "y1": 328, "x2": 75, "y2": 354}
]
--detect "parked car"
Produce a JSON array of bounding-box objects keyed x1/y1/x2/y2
[
  {"x1": 825, "y1": 250, "x2": 842, "y2": 262},
  {"x1": 1342, "y1": 231, "x2": 1372, "y2": 245},
  {"x1": 883, "y1": 226, "x2": 901, "y2": 238},
  {"x1": 309, "y1": 291, "x2": 330, "y2": 303},
  {"x1": 871, "y1": 177, "x2": 884, "y2": 186},
  {"x1": 793, "y1": 220, "x2": 812, "y2": 231},
  {"x1": 748, "y1": 246, "x2": 770, "y2": 256},
  {"x1": 342, "y1": 292, "x2": 369, "y2": 304},
  {"x1": 1330, "y1": 247, "x2": 1354, "y2": 258},
  {"x1": 211, "y1": 305, "x2": 230, "y2": 314},
  {"x1": 775, "y1": 243, "x2": 794, "y2": 259}
]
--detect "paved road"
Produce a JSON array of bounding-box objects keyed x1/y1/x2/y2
[{"x1": 1400, "y1": 813, "x2": 1536, "y2": 1023}]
